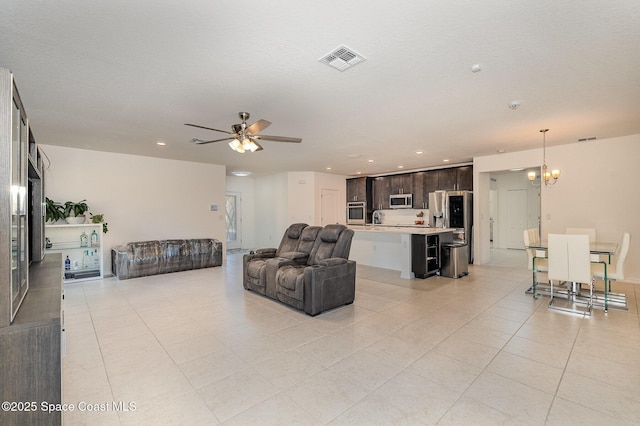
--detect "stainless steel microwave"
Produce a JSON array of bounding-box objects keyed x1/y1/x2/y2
[
  {"x1": 389, "y1": 193, "x2": 413, "y2": 209},
  {"x1": 346, "y1": 202, "x2": 366, "y2": 224}
]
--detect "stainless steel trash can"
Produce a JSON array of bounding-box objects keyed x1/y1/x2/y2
[{"x1": 440, "y1": 242, "x2": 469, "y2": 278}]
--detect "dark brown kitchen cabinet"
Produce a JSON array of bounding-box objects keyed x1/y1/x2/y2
[
  {"x1": 346, "y1": 177, "x2": 371, "y2": 203},
  {"x1": 456, "y1": 166, "x2": 473, "y2": 191},
  {"x1": 412, "y1": 172, "x2": 426, "y2": 209},
  {"x1": 372, "y1": 176, "x2": 391, "y2": 210},
  {"x1": 424, "y1": 171, "x2": 439, "y2": 203},
  {"x1": 431, "y1": 166, "x2": 473, "y2": 192},
  {"x1": 390, "y1": 174, "x2": 412, "y2": 195},
  {"x1": 437, "y1": 168, "x2": 457, "y2": 191}
]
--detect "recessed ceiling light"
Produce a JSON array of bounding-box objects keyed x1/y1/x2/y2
[
  {"x1": 356, "y1": 171, "x2": 362, "y2": 175},
  {"x1": 416, "y1": 151, "x2": 424, "y2": 155},
  {"x1": 347, "y1": 154, "x2": 361, "y2": 159},
  {"x1": 326, "y1": 167, "x2": 332, "y2": 170},
  {"x1": 367, "y1": 159, "x2": 374, "y2": 163},
  {"x1": 156, "y1": 141, "x2": 166, "y2": 146},
  {"x1": 443, "y1": 159, "x2": 450, "y2": 163},
  {"x1": 398, "y1": 165, "x2": 404, "y2": 169},
  {"x1": 497, "y1": 149, "x2": 506, "y2": 153},
  {"x1": 231, "y1": 171, "x2": 251, "y2": 177},
  {"x1": 471, "y1": 64, "x2": 482, "y2": 73},
  {"x1": 510, "y1": 168, "x2": 525, "y2": 171}
]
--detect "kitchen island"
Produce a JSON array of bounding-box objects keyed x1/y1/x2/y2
[{"x1": 349, "y1": 225, "x2": 455, "y2": 279}]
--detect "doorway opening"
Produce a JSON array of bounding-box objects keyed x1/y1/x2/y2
[
  {"x1": 487, "y1": 170, "x2": 540, "y2": 266},
  {"x1": 226, "y1": 192, "x2": 242, "y2": 250}
]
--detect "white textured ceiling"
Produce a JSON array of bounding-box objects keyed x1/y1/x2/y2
[{"x1": 1, "y1": 1, "x2": 639, "y2": 177}]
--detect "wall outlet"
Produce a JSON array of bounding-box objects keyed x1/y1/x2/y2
[{"x1": 210, "y1": 204, "x2": 218, "y2": 211}]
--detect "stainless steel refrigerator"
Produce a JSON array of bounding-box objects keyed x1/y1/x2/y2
[{"x1": 429, "y1": 190, "x2": 473, "y2": 263}]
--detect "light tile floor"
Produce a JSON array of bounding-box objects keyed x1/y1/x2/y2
[{"x1": 62, "y1": 249, "x2": 640, "y2": 425}]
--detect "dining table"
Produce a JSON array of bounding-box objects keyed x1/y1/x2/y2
[{"x1": 525, "y1": 240, "x2": 624, "y2": 311}]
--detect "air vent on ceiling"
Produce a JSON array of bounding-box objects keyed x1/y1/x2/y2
[{"x1": 319, "y1": 45, "x2": 366, "y2": 71}]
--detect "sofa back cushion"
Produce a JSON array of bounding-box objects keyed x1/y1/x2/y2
[
  {"x1": 296, "y1": 226, "x2": 322, "y2": 254},
  {"x1": 308, "y1": 224, "x2": 353, "y2": 265},
  {"x1": 276, "y1": 223, "x2": 308, "y2": 255}
]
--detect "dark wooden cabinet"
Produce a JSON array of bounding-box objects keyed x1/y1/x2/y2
[
  {"x1": 437, "y1": 168, "x2": 457, "y2": 191},
  {"x1": 372, "y1": 176, "x2": 391, "y2": 210},
  {"x1": 0, "y1": 255, "x2": 63, "y2": 426},
  {"x1": 390, "y1": 174, "x2": 412, "y2": 195},
  {"x1": 424, "y1": 171, "x2": 439, "y2": 206},
  {"x1": 347, "y1": 166, "x2": 473, "y2": 212},
  {"x1": 412, "y1": 172, "x2": 426, "y2": 209},
  {"x1": 346, "y1": 177, "x2": 371, "y2": 203},
  {"x1": 456, "y1": 166, "x2": 473, "y2": 191}
]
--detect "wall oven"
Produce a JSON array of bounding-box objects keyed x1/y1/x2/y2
[{"x1": 346, "y1": 202, "x2": 367, "y2": 225}]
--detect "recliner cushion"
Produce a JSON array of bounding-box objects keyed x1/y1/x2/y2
[{"x1": 247, "y1": 259, "x2": 267, "y2": 279}]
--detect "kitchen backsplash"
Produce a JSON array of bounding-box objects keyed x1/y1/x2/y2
[{"x1": 374, "y1": 208, "x2": 429, "y2": 225}]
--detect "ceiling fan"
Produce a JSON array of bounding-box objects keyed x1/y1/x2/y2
[{"x1": 185, "y1": 112, "x2": 302, "y2": 153}]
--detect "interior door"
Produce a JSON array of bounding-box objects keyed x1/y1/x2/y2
[
  {"x1": 225, "y1": 192, "x2": 242, "y2": 249},
  {"x1": 321, "y1": 188, "x2": 339, "y2": 225},
  {"x1": 506, "y1": 189, "x2": 528, "y2": 249}
]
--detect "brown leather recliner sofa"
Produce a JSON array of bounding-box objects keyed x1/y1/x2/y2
[{"x1": 243, "y1": 223, "x2": 356, "y2": 316}]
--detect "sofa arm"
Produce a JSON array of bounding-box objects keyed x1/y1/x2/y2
[
  {"x1": 317, "y1": 257, "x2": 347, "y2": 267},
  {"x1": 255, "y1": 247, "x2": 277, "y2": 256},
  {"x1": 304, "y1": 260, "x2": 356, "y2": 316},
  {"x1": 264, "y1": 256, "x2": 300, "y2": 298},
  {"x1": 111, "y1": 246, "x2": 131, "y2": 279},
  {"x1": 279, "y1": 251, "x2": 310, "y2": 264}
]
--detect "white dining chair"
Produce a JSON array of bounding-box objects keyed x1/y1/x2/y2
[
  {"x1": 524, "y1": 228, "x2": 548, "y2": 298},
  {"x1": 566, "y1": 227, "x2": 599, "y2": 261},
  {"x1": 548, "y1": 234, "x2": 593, "y2": 315},
  {"x1": 591, "y1": 232, "x2": 631, "y2": 312}
]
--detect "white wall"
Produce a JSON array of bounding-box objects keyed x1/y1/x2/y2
[
  {"x1": 474, "y1": 134, "x2": 640, "y2": 283},
  {"x1": 249, "y1": 171, "x2": 347, "y2": 249},
  {"x1": 253, "y1": 173, "x2": 289, "y2": 249},
  {"x1": 42, "y1": 145, "x2": 227, "y2": 275}
]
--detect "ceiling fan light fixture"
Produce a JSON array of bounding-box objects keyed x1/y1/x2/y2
[{"x1": 229, "y1": 138, "x2": 245, "y2": 153}]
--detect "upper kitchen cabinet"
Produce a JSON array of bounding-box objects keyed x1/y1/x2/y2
[
  {"x1": 424, "y1": 170, "x2": 439, "y2": 199},
  {"x1": 372, "y1": 176, "x2": 391, "y2": 210},
  {"x1": 455, "y1": 166, "x2": 473, "y2": 191},
  {"x1": 412, "y1": 172, "x2": 426, "y2": 209},
  {"x1": 390, "y1": 174, "x2": 412, "y2": 195},
  {"x1": 437, "y1": 168, "x2": 457, "y2": 191},
  {"x1": 433, "y1": 166, "x2": 473, "y2": 192},
  {"x1": 346, "y1": 177, "x2": 372, "y2": 203}
]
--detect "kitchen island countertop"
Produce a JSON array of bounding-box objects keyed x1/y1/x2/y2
[{"x1": 348, "y1": 226, "x2": 456, "y2": 278}]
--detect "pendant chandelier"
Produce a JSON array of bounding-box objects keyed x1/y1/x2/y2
[{"x1": 528, "y1": 129, "x2": 560, "y2": 186}]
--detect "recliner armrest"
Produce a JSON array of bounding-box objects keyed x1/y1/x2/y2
[
  {"x1": 317, "y1": 257, "x2": 347, "y2": 267},
  {"x1": 255, "y1": 247, "x2": 277, "y2": 256},
  {"x1": 279, "y1": 251, "x2": 310, "y2": 264}
]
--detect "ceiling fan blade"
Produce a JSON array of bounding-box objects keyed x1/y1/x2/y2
[
  {"x1": 246, "y1": 119, "x2": 272, "y2": 135},
  {"x1": 185, "y1": 123, "x2": 233, "y2": 134},
  {"x1": 192, "y1": 136, "x2": 234, "y2": 144},
  {"x1": 255, "y1": 135, "x2": 302, "y2": 143}
]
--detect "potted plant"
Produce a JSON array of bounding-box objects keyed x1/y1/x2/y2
[
  {"x1": 90, "y1": 212, "x2": 109, "y2": 234},
  {"x1": 63, "y1": 200, "x2": 89, "y2": 224},
  {"x1": 45, "y1": 198, "x2": 66, "y2": 223}
]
